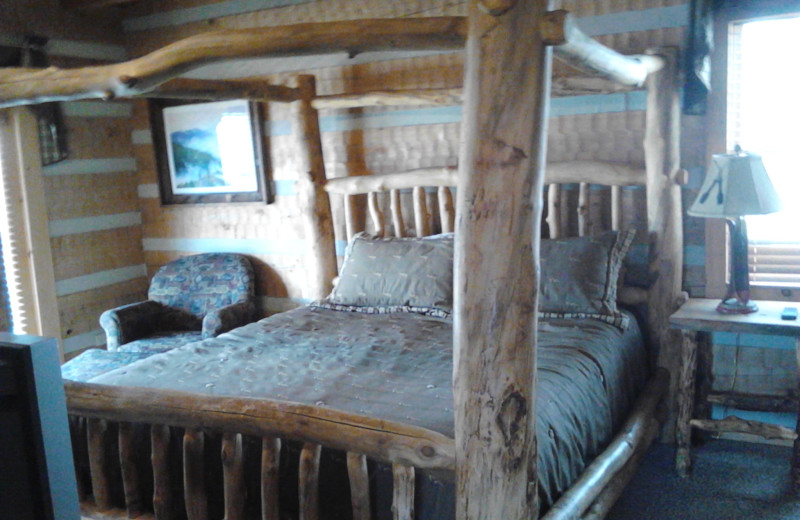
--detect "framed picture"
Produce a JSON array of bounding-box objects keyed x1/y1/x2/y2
[{"x1": 149, "y1": 98, "x2": 270, "y2": 204}]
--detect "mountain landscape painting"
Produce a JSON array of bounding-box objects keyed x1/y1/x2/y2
[
  {"x1": 169, "y1": 126, "x2": 225, "y2": 190},
  {"x1": 162, "y1": 100, "x2": 259, "y2": 195}
]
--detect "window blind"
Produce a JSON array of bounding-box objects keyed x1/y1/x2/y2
[
  {"x1": 727, "y1": 16, "x2": 800, "y2": 290},
  {"x1": 0, "y1": 112, "x2": 38, "y2": 333},
  {"x1": 749, "y1": 242, "x2": 800, "y2": 287}
]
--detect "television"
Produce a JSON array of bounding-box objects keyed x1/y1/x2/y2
[{"x1": 0, "y1": 333, "x2": 79, "y2": 520}]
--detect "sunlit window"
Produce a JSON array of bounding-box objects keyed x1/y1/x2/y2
[{"x1": 728, "y1": 15, "x2": 800, "y2": 287}]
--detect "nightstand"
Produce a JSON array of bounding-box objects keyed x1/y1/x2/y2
[{"x1": 670, "y1": 298, "x2": 800, "y2": 485}]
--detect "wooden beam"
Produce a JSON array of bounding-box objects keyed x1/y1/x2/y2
[
  {"x1": 690, "y1": 417, "x2": 798, "y2": 441},
  {"x1": 261, "y1": 437, "x2": 281, "y2": 520},
  {"x1": 312, "y1": 88, "x2": 463, "y2": 109},
  {"x1": 0, "y1": 17, "x2": 467, "y2": 108},
  {"x1": 542, "y1": 10, "x2": 664, "y2": 86},
  {"x1": 643, "y1": 48, "x2": 684, "y2": 442},
  {"x1": 87, "y1": 418, "x2": 111, "y2": 511},
  {"x1": 298, "y1": 443, "x2": 321, "y2": 520},
  {"x1": 65, "y1": 381, "x2": 455, "y2": 470},
  {"x1": 541, "y1": 368, "x2": 669, "y2": 520},
  {"x1": 706, "y1": 391, "x2": 798, "y2": 414},
  {"x1": 151, "y1": 424, "x2": 174, "y2": 520},
  {"x1": 292, "y1": 74, "x2": 338, "y2": 300},
  {"x1": 546, "y1": 160, "x2": 645, "y2": 186},
  {"x1": 346, "y1": 453, "x2": 371, "y2": 520},
  {"x1": 324, "y1": 167, "x2": 458, "y2": 195},
  {"x1": 143, "y1": 78, "x2": 302, "y2": 103},
  {"x1": 453, "y1": 0, "x2": 551, "y2": 518},
  {"x1": 60, "y1": 0, "x2": 136, "y2": 9},
  {"x1": 551, "y1": 75, "x2": 638, "y2": 96}
]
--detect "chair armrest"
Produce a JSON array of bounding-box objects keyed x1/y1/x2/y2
[
  {"x1": 100, "y1": 300, "x2": 166, "y2": 351},
  {"x1": 202, "y1": 301, "x2": 256, "y2": 338}
]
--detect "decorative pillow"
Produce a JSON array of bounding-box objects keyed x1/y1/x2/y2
[
  {"x1": 323, "y1": 232, "x2": 454, "y2": 315},
  {"x1": 539, "y1": 229, "x2": 635, "y2": 329}
]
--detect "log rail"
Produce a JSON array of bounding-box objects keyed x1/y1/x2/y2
[{"x1": 66, "y1": 380, "x2": 455, "y2": 520}]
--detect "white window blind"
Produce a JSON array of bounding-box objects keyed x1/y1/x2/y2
[
  {"x1": 727, "y1": 15, "x2": 800, "y2": 289},
  {"x1": 0, "y1": 111, "x2": 38, "y2": 333}
]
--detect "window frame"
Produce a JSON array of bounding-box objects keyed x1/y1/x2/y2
[
  {"x1": 705, "y1": 1, "x2": 800, "y2": 302},
  {"x1": 0, "y1": 108, "x2": 62, "y2": 358}
]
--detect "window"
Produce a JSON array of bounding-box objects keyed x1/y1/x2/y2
[
  {"x1": 0, "y1": 108, "x2": 62, "y2": 354},
  {"x1": 727, "y1": 16, "x2": 800, "y2": 289},
  {"x1": 706, "y1": 4, "x2": 800, "y2": 301}
]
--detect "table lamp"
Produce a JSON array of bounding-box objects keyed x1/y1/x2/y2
[{"x1": 688, "y1": 146, "x2": 782, "y2": 314}]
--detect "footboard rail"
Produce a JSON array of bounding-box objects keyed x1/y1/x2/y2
[{"x1": 65, "y1": 381, "x2": 455, "y2": 520}]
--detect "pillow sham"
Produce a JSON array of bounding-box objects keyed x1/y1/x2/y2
[
  {"x1": 323, "y1": 232, "x2": 454, "y2": 315},
  {"x1": 539, "y1": 229, "x2": 635, "y2": 329}
]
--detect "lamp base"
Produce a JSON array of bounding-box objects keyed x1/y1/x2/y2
[{"x1": 716, "y1": 296, "x2": 758, "y2": 314}]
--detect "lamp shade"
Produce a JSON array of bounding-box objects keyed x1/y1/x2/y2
[{"x1": 688, "y1": 151, "x2": 782, "y2": 218}]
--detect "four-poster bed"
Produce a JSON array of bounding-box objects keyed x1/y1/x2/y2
[{"x1": 0, "y1": 3, "x2": 685, "y2": 519}]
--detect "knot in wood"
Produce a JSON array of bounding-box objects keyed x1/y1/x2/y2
[
  {"x1": 497, "y1": 391, "x2": 526, "y2": 445},
  {"x1": 118, "y1": 75, "x2": 138, "y2": 87},
  {"x1": 490, "y1": 139, "x2": 527, "y2": 167},
  {"x1": 478, "y1": 0, "x2": 517, "y2": 16},
  {"x1": 421, "y1": 445, "x2": 435, "y2": 458},
  {"x1": 496, "y1": 390, "x2": 527, "y2": 470}
]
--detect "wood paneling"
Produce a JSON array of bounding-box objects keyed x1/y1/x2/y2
[
  {"x1": 58, "y1": 277, "x2": 148, "y2": 339},
  {"x1": 51, "y1": 226, "x2": 144, "y2": 280},
  {"x1": 64, "y1": 117, "x2": 134, "y2": 159},
  {"x1": 44, "y1": 172, "x2": 140, "y2": 220},
  {"x1": 2, "y1": 0, "x2": 124, "y2": 44}
]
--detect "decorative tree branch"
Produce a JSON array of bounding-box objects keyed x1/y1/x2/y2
[{"x1": 0, "y1": 17, "x2": 468, "y2": 107}]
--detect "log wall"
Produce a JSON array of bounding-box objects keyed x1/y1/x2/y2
[
  {"x1": 50, "y1": 94, "x2": 148, "y2": 359},
  {"x1": 2, "y1": 0, "x2": 712, "y2": 375},
  {"x1": 120, "y1": 0, "x2": 704, "y2": 318},
  {"x1": 0, "y1": 8, "x2": 144, "y2": 359}
]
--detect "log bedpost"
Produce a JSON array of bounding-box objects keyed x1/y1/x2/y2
[
  {"x1": 292, "y1": 74, "x2": 338, "y2": 300},
  {"x1": 453, "y1": 0, "x2": 552, "y2": 518},
  {"x1": 642, "y1": 48, "x2": 684, "y2": 440}
]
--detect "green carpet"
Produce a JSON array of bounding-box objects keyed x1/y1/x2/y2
[{"x1": 608, "y1": 440, "x2": 800, "y2": 519}]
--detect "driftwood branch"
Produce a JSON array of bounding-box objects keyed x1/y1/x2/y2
[
  {"x1": 312, "y1": 88, "x2": 463, "y2": 109},
  {"x1": 0, "y1": 17, "x2": 467, "y2": 108},
  {"x1": 542, "y1": 10, "x2": 663, "y2": 86},
  {"x1": 690, "y1": 417, "x2": 798, "y2": 441},
  {"x1": 143, "y1": 78, "x2": 302, "y2": 103}
]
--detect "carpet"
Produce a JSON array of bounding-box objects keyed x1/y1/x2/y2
[{"x1": 607, "y1": 440, "x2": 800, "y2": 520}]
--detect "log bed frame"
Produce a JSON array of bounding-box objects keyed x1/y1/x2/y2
[{"x1": 0, "y1": 3, "x2": 685, "y2": 520}]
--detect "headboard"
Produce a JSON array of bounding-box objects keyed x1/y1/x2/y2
[{"x1": 323, "y1": 160, "x2": 653, "y2": 311}]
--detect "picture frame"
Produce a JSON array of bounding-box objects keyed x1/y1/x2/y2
[{"x1": 149, "y1": 98, "x2": 270, "y2": 205}]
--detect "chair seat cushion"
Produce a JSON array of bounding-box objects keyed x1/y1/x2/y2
[
  {"x1": 116, "y1": 331, "x2": 204, "y2": 355},
  {"x1": 61, "y1": 349, "x2": 153, "y2": 382}
]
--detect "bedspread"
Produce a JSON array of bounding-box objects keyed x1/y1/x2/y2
[{"x1": 88, "y1": 305, "x2": 647, "y2": 510}]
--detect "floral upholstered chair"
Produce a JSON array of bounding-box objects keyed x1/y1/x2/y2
[{"x1": 100, "y1": 253, "x2": 256, "y2": 355}]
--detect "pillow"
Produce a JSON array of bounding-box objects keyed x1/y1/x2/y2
[
  {"x1": 539, "y1": 229, "x2": 635, "y2": 328},
  {"x1": 323, "y1": 232, "x2": 454, "y2": 315}
]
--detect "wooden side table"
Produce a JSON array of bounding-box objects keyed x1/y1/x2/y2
[{"x1": 670, "y1": 298, "x2": 800, "y2": 484}]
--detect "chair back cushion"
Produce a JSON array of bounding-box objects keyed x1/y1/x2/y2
[{"x1": 148, "y1": 253, "x2": 255, "y2": 317}]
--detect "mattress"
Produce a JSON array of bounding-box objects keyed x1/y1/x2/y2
[{"x1": 87, "y1": 305, "x2": 647, "y2": 511}]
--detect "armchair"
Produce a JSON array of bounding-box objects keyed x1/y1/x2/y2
[{"x1": 100, "y1": 253, "x2": 256, "y2": 354}]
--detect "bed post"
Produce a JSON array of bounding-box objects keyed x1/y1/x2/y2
[
  {"x1": 453, "y1": 1, "x2": 552, "y2": 519},
  {"x1": 643, "y1": 48, "x2": 684, "y2": 438},
  {"x1": 292, "y1": 74, "x2": 338, "y2": 300}
]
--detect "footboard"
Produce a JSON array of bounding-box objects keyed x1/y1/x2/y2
[{"x1": 65, "y1": 381, "x2": 455, "y2": 520}]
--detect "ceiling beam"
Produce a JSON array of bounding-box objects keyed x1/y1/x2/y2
[{"x1": 60, "y1": 0, "x2": 138, "y2": 9}]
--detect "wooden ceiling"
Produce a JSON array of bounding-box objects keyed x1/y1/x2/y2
[{"x1": 60, "y1": 0, "x2": 137, "y2": 9}]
